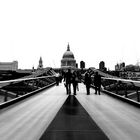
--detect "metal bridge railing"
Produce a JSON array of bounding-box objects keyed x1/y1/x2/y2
[
  {"x1": 100, "y1": 77, "x2": 140, "y2": 103},
  {"x1": 87, "y1": 68, "x2": 140, "y2": 105},
  {"x1": 0, "y1": 75, "x2": 56, "y2": 103}
]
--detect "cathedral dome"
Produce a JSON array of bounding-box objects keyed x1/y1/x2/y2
[
  {"x1": 61, "y1": 43, "x2": 76, "y2": 68},
  {"x1": 62, "y1": 44, "x2": 75, "y2": 59}
]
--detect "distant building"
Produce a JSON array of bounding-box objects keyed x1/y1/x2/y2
[
  {"x1": 125, "y1": 64, "x2": 140, "y2": 72},
  {"x1": 0, "y1": 61, "x2": 18, "y2": 71},
  {"x1": 80, "y1": 61, "x2": 85, "y2": 69},
  {"x1": 17, "y1": 69, "x2": 32, "y2": 74},
  {"x1": 61, "y1": 43, "x2": 76, "y2": 69},
  {"x1": 115, "y1": 63, "x2": 120, "y2": 71},
  {"x1": 38, "y1": 57, "x2": 43, "y2": 69},
  {"x1": 115, "y1": 62, "x2": 125, "y2": 71},
  {"x1": 121, "y1": 62, "x2": 125, "y2": 68},
  {"x1": 99, "y1": 61, "x2": 106, "y2": 71}
]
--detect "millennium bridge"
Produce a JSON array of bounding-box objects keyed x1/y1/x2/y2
[{"x1": 0, "y1": 67, "x2": 140, "y2": 140}]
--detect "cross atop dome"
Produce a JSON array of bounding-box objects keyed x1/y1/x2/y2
[{"x1": 67, "y1": 43, "x2": 70, "y2": 51}]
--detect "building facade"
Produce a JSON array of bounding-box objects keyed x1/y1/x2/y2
[
  {"x1": 61, "y1": 43, "x2": 76, "y2": 69},
  {"x1": 115, "y1": 62, "x2": 125, "y2": 71},
  {"x1": 99, "y1": 61, "x2": 106, "y2": 71},
  {"x1": 0, "y1": 61, "x2": 18, "y2": 71},
  {"x1": 80, "y1": 61, "x2": 85, "y2": 69}
]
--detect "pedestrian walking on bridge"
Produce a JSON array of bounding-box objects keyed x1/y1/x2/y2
[
  {"x1": 72, "y1": 71, "x2": 79, "y2": 95},
  {"x1": 94, "y1": 72, "x2": 101, "y2": 95},
  {"x1": 84, "y1": 72, "x2": 92, "y2": 95},
  {"x1": 55, "y1": 73, "x2": 60, "y2": 86},
  {"x1": 64, "y1": 69, "x2": 72, "y2": 95}
]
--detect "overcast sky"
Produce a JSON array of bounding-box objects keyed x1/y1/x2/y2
[{"x1": 0, "y1": 0, "x2": 140, "y2": 70}]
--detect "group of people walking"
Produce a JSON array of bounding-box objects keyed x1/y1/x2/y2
[
  {"x1": 84, "y1": 70, "x2": 101, "y2": 95},
  {"x1": 63, "y1": 69, "x2": 80, "y2": 95},
  {"x1": 55, "y1": 69, "x2": 102, "y2": 95}
]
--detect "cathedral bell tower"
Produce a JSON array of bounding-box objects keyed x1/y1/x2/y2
[{"x1": 38, "y1": 57, "x2": 43, "y2": 69}]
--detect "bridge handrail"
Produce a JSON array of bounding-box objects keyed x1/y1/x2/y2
[
  {"x1": 89, "y1": 68, "x2": 140, "y2": 85},
  {"x1": 0, "y1": 81, "x2": 56, "y2": 109},
  {"x1": 89, "y1": 68, "x2": 119, "y2": 78},
  {"x1": 101, "y1": 77, "x2": 140, "y2": 85},
  {"x1": 0, "y1": 75, "x2": 56, "y2": 84}
]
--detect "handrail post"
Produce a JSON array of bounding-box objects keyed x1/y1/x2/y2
[
  {"x1": 4, "y1": 91, "x2": 8, "y2": 102},
  {"x1": 125, "y1": 84, "x2": 128, "y2": 98},
  {"x1": 33, "y1": 79, "x2": 35, "y2": 87},
  {"x1": 37, "y1": 79, "x2": 39, "y2": 88},
  {"x1": 116, "y1": 81, "x2": 118, "y2": 94},
  {"x1": 108, "y1": 80, "x2": 111, "y2": 89},
  {"x1": 103, "y1": 79, "x2": 107, "y2": 90},
  {"x1": 136, "y1": 88, "x2": 140, "y2": 102},
  {"x1": 16, "y1": 91, "x2": 19, "y2": 97}
]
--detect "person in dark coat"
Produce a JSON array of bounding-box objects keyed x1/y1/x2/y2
[
  {"x1": 84, "y1": 72, "x2": 92, "y2": 95},
  {"x1": 64, "y1": 69, "x2": 72, "y2": 95},
  {"x1": 72, "y1": 71, "x2": 79, "y2": 95},
  {"x1": 55, "y1": 73, "x2": 60, "y2": 86},
  {"x1": 94, "y1": 72, "x2": 101, "y2": 95}
]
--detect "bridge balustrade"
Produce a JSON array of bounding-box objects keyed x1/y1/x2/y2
[
  {"x1": 99, "y1": 77, "x2": 140, "y2": 103},
  {"x1": 87, "y1": 68, "x2": 140, "y2": 105},
  {"x1": 0, "y1": 74, "x2": 56, "y2": 104}
]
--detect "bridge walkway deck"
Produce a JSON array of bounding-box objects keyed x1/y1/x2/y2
[{"x1": 0, "y1": 83, "x2": 140, "y2": 140}]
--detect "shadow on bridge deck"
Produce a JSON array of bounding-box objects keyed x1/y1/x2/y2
[{"x1": 39, "y1": 95, "x2": 109, "y2": 140}]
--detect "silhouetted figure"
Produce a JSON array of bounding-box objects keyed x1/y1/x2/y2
[
  {"x1": 84, "y1": 72, "x2": 92, "y2": 95},
  {"x1": 55, "y1": 73, "x2": 60, "y2": 86},
  {"x1": 94, "y1": 72, "x2": 101, "y2": 95},
  {"x1": 72, "y1": 71, "x2": 79, "y2": 95},
  {"x1": 59, "y1": 74, "x2": 63, "y2": 83},
  {"x1": 64, "y1": 69, "x2": 72, "y2": 95}
]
